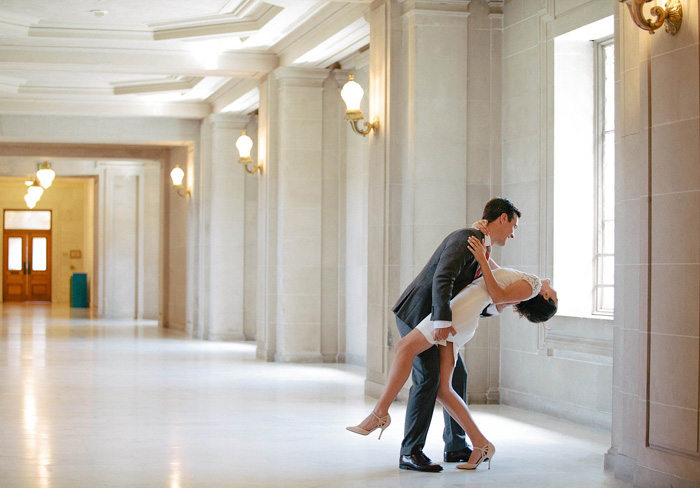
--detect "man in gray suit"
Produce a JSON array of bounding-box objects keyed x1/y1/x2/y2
[{"x1": 392, "y1": 197, "x2": 521, "y2": 472}]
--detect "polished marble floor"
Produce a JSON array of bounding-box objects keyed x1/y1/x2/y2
[{"x1": 0, "y1": 303, "x2": 630, "y2": 488}]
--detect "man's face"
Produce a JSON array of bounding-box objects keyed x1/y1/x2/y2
[{"x1": 492, "y1": 214, "x2": 518, "y2": 246}]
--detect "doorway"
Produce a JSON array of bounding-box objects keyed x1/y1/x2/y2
[{"x1": 2, "y1": 210, "x2": 52, "y2": 302}]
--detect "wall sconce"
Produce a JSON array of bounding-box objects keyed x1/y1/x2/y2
[
  {"x1": 236, "y1": 130, "x2": 263, "y2": 174},
  {"x1": 619, "y1": 0, "x2": 682, "y2": 35},
  {"x1": 341, "y1": 74, "x2": 379, "y2": 137},
  {"x1": 170, "y1": 164, "x2": 191, "y2": 198},
  {"x1": 36, "y1": 161, "x2": 56, "y2": 189}
]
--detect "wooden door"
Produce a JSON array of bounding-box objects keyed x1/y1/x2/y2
[{"x1": 2, "y1": 230, "x2": 52, "y2": 302}]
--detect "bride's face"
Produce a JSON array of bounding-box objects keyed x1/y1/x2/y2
[{"x1": 540, "y1": 279, "x2": 558, "y2": 306}]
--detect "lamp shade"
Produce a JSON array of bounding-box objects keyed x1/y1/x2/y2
[
  {"x1": 341, "y1": 75, "x2": 364, "y2": 112},
  {"x1": 36, "y1": 161, "x2": 55, "y2": 189},
  {"x1": 27, "y1": 182, "x2": 44, "y2": 200},
  {"x1": 236, "y1": 131, "x2": 254, "y2": 160},
  {"x1": 24, "y1": 193, "x2": 37, "y2": 209},
  {"x1": 170, "y1": 165, "x2": 185, "y2": 187}
]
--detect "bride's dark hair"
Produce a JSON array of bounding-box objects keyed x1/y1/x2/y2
[{"x1": 515, "y1": 295, "x2": 557, "y2": 323}]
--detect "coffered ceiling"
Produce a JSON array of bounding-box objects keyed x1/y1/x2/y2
[{"x1": 0, "y1": 0, "x2": 370, "y2": 119}]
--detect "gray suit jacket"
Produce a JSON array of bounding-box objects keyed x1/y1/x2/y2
[{"x1": 392, "y1": 228, "x2": 484, "y2": 329}]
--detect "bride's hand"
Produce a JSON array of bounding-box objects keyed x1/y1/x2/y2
[
  {"x1": 471, "y1": 219, "x2": 489, "y2": 235},
  {"x1": 467, "y1": 235, "x2": 488, "y2": 265},
  {"x1": 433, "y1": 326, "x2": 456, "y2": 342}
]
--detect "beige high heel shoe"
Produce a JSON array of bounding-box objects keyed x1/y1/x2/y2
[
  {"x1": 456, "y1": 442, "x2": 495, "y2": 470},
  {"x1": 346, "y1": 412, "x2": 391, "y2": 439}
]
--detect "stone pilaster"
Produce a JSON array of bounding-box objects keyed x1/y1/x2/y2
[
  {"x1": 203, "y1": 113, "x2": 249, "y2": 340},
  {"x1": 256, "y1": 67, "x2": 330, "y2": 362}
]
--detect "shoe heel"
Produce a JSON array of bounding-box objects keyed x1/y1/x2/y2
[{"x1": 376, "y1": 413, "x2": 391, "y2": 439}]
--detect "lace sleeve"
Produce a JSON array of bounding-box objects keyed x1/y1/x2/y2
[{"x1": 520, "y1": 273, "x2": 541, "y2": 300}]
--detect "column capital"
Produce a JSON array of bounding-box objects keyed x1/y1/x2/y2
[
  {"x1": 399, "y1": 0, "x2": 471, "y2": 18},
  {"x1": 487, "y1": 0, "x2": 504, "y2": 17},
  {"x1": 207, "y1": 113, "x2": 250, "y2": 130},
  {"x1": 331, "y1": 69, "x2": 351, "y2": 89},
  {"x1": 272, "y1": 67, "x2": 330, "y2": 87}
]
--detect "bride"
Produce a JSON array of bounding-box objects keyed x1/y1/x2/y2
[{"x1": 347, "y1": 235, "x2": 558, "y2": 470}]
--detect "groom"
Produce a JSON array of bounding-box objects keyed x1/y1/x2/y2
[{"x1": 391, "y1": 197, "x2": 521, "y2": 472}]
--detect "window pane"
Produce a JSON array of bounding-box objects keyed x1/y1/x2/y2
[
  {"x1": 597, "y1": 255, "x2": 615, "y2": 284},
  {"x1": 32, "y1": 237, "x2": 47, "y2": 271},
  {"x1": 8, "y1": 237, "x2": 22, "y2": 271},
  {"x1": 603, "y1": 42, "x2": 615, "y2": 132},
  {"x1": 596, "y1": 286, "x2": 614, "y2": 313},
  {"x1": 603, "y1": 220, "x2": 614, "y2": 253},
  {"x1": 4, "y1": 211, "x2": 51, "y2": 230}
]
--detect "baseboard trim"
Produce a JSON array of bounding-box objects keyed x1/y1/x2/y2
[{"x1": 500, "y1": 389, "x2": 612, "y2": 430}]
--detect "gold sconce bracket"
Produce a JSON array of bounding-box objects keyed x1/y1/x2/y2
[
  {"x1": 619, "y1": 0, "x2": 682, "y2": 35},
  {"x1": 174, "y1": 185, "x2": 191, "y2": 198},
  {"x1": 239, "y1": 159, "x2": 263, "y2": 174},
  {"x1": 345, "y1": 113, "x2": 380, "y2": 137}
]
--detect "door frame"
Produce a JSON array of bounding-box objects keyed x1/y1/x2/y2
[{"x1": 2, "y1": 209, "x2": 53, "y2": 302}]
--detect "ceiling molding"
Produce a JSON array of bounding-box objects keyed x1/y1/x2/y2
[
  {"x1": 28, "y1": 23, "x2": 154, "y2": 41},
  {"x1": 151, "y1": 5, "x2": 283, "y2": 41},
  {"x1": 0, "y1": 143, "x2": 174, "y2": 160},
  {"x1": 289, "y1": 18, "x2": 368, "y2": 67},
  {"x1": 276, "y1": 2, "x2": 367, "y2": 67},
  {"x1": 0, "y1": 44, "x2": 279, "y2": 77},
  {"x1": 211, "y1": 78, "x2": 260, "y2": 113},
  {"x1": 0, "y1": 98, "x2": 211, "y2": 119},
  {"x1": 112, "y1": 76, "x2": 203, "y2": 95}
]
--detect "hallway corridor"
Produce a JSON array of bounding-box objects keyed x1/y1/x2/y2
[{"x1": 0, "y1": 304, "x2": 629, "y2": 487}]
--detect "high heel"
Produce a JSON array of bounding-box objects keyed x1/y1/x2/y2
[
  {"x1": 346, "y1": 412, "x2": 391, "y2": 439},
  {"x1": 456, "y1": 442, "x2": 495, "y2": 470}
]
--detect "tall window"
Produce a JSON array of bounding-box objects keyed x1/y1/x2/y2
[
  {"x1": 553, "y1": 17, "x2": 614, "y2": 319},
  {"x1": 593, "y1": 39, "x2": 615, "y2": 315}
]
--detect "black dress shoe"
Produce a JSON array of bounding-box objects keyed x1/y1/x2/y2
[
  {"x1": 444, "y1": 446, "x2": 474, "y2": 462},
  {"x1": 399, "y1": 451, "x2": 443, "y2": 472}
]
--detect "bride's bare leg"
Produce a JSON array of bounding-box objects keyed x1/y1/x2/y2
[
  {"x1": 353, "y1": 328, "x2": 433, "y2": 431},
  {"x1": 435, "y1": 344, "x2": 490, "y2": 462}
]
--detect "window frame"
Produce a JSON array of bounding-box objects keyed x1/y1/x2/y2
[{"x1": 592, "y1": 36, "x2": 615, "y2": 316}]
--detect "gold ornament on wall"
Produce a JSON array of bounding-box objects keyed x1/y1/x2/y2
[{"x1": 618, "y1": 0, "x2": 682, "y2": 35}]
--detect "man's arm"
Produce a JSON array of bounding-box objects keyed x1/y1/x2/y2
[{"x1": 431, "y1": 229, "x2": 480, "y2": 324}]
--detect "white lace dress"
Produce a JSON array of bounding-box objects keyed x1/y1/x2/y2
[{"x1": 416, "y1": 267, "x2": 541, "y2": 355}]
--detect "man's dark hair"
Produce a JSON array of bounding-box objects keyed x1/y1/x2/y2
[
  {"x1": 515, "y1": 295, "x2": 557, "y2": 323},
  {"x1": 482, "y1": 197, "x2": 521, "y2": 223}
]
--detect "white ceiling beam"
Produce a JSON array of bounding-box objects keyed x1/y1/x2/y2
[
  {"x1": 112, "y1": 77, "x2": 203, "y2": 95},
  {"x1": 0, "y1": 45, "x2": 279, "y2": 77},
  {"x1": 0, "y1": 99, "x2": 211, "y2": 119},
  {"x1": 277, "y1": 3, "x2": 367, "y2": 67},
  {"x1": 151, "y1": 5, "x2": 282, "y2": 41},
  {"x1": 210, "y1": 78, "x2": 260, "y2": 113}
]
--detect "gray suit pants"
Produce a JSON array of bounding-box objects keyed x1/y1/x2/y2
[{"x1": 396, "y1": 316, "x2": 468, "y2": 456}]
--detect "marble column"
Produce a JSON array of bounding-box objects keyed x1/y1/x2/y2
[
  {"x1": 203, "y1": 114, "x2": 248, "y2": 340},
  {"x1": 256, "y1": 67, "x2": 330, "y2": 362},
  {"x1": 364, "y1": 0, "x2": 470, "y2": 396}
]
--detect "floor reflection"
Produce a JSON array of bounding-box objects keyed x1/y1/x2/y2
[{"x1": 0, "y1": 302, "x2": 628, "y2": 488}]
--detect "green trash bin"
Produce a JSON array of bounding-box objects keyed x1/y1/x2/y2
[{"x1": 70, "y1": 273, "x2": 88, "y2": 308}]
